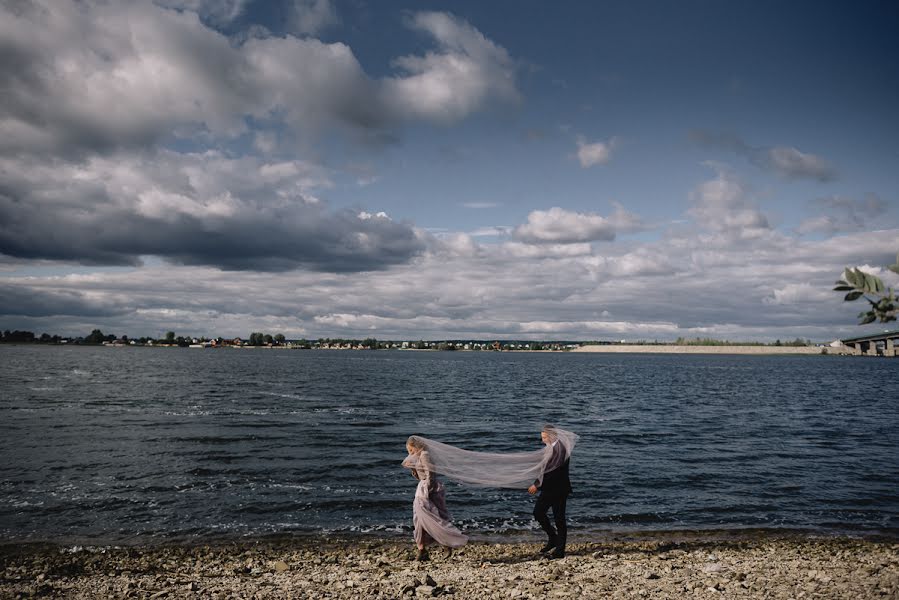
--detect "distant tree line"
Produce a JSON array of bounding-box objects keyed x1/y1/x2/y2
[
  {"x1": 247, "y1": 332, "x2": 286, "y2": 346},
  {"x1": 1, "y1": 330, "x2": 53, "y2": 343},
  {"x1": 1, "y1": 328, "x2": 206, "y2": 346}
]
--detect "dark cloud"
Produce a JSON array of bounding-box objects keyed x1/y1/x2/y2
[
  {"x1": 798, "y1": 193, "x2": 891, "y2": 235},
  {"x1": 0, "y1": 152, "x2": 425, "y2": 272},
  {"x1": 815, "y1": 193, "x2": 887, "y2": 219},
  {"x1": 690, "y1": 130, "x2": 837, "y2": 182},
  {"x1": 0, "y1": 284, "x2": 131, "y2": 318}
]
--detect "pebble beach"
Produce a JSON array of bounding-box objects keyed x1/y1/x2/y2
[{"x1": 2, "y1": 531, "x2": 897, "y2": 599}]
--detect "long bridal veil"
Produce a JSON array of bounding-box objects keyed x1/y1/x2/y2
[{"x1": 403, "y1": 426, "x2": 578, "y2": 489}]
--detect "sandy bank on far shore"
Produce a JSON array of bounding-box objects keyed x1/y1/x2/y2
[
  {"x1": 571, "y1": 344, "x2": 840, "y2": 355},
  {"x1": 2, "y1": 531, "x2": 896, "y2": 599}
]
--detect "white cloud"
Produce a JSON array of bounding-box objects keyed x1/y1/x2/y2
[
  {"x1": 501, "y1": 242, "x2": 593, "y2": 259},
  {"x1": 688, "y1": 163, "x2": 770, "y2": 237},
  {"x1": 288, "y1": 0, "x2": 339, "y2": 36},
  {"x1": 433, "y1": 233, "x2": 482, "y2": 258},
  {"x1": 575, "y1": 136, "x2": 617, "y2": 167},
  {"x1": 357, "y1": 211, "x2": 390, "y2": 220},
  {"x1": 382, "y1": 12, "x2": 520, "y2": 122},
  {"x1": 0, "y1": 3, "x2": 520, "y2": 158},
  {"x1": 513, "y1": 205, "x2": 643, "y2": 244},
  {"x1": 762, "y1": 283, "x2": 830, "y2": 306},
  {"x1": 583, "y1": 250, "x2": 675, "y2": 278}
]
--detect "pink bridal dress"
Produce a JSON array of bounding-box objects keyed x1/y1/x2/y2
[{"x1": 402, "y1": 451, "x2": 468, "y2": 549}]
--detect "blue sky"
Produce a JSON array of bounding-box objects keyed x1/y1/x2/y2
[{"x1": 0, "y1": 0, "x2": 897, "y2": 341}]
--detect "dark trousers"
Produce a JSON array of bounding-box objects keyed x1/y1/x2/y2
[{"x1": 533, "y1": 493, "x2": 567, "y2": 549}]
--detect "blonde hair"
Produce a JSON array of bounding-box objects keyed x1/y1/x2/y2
[{"x1": 407, "y1": 435, "x2": 427, "y2": 451}]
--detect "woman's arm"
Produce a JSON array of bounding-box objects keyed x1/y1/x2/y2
[
  {"x1": 419, "y1": 451, "x2": 434, "y2": 480},
  {"x1": 402, "y1": 454, "x2": 421, "y2": 479}
]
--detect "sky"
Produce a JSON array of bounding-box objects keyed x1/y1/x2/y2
[{"x1": 1, "y1": 0, "x2": 897, "y2": 342}]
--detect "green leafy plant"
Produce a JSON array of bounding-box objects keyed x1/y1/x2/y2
[{"x1": 834, "y1": 252, "x2": 899, "y2": 324}]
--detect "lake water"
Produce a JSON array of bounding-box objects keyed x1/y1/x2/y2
[{"x1": 1, "y1": 346, "x2": 897, "y2": 545}]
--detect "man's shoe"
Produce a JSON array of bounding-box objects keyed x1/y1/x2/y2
[
  {"x1": 539, "y1": 538, "x2": 558, "y2": 554},
  {"x1": 549, "y1": 548, "x2": 565, "y2": 560}
]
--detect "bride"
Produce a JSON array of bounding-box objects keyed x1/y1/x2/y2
[{"x1": 402, "y1": 436, "x2": 468, "y2": 561}]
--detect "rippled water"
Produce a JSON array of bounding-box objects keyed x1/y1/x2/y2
[{"x1": 1, "y1": 345, "x2": 897, "y2": 544}]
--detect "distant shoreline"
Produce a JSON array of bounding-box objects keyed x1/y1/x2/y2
[
  {"x1": 571, "y1": 344, "x2": 841, "y2": 355},
  {"x1": 0, "y1": 343, "x2": 851, "y2": 355}
]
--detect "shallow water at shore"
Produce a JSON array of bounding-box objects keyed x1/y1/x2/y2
[{"x1": 2, "y1": 346, "x2": 898, "y2": 544}]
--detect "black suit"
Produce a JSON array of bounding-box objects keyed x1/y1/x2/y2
[{"x1": 533, "y1": 443, "x2": 571, "y2": 553}]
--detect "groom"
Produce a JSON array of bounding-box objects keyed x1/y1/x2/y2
[{"x1": 528, "y1": 424, "x2": 571, "y2": 559}]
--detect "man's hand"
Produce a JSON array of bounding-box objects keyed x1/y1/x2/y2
[{"x1": 528, "y1": 484, "x2": 537, "y2": 495}]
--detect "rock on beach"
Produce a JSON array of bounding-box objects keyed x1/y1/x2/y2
[{"x1": 0, "y1": 531, "x2": 896, "y2": 599}]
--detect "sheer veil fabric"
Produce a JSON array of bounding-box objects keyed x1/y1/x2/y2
[{"x1": 401, "y1": 427, "x2": 579, "y2": 489}]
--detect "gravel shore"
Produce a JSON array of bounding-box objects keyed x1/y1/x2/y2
[{"x1": 2, "y1": 531, "x2": 897, "y2": 599}]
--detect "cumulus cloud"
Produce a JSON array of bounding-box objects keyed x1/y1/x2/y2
[
  {"x1": 513, "y1": 205, "x2": 643, "y2": 244},
  {"x1": 690, "y1": 130, "x2": 836, "y2": 181},
  {"x1": 575, "y1": 136, "x2": 617, "y2": 167},
  {"x1": 500, "y1": 242, "x2": 593, "y2": 259},
  {"x1": 582, "y1": 249, "x2": 676, "y2": 278},
  {"x1": 288, "y1": 0, "x2": 339, "y2": 36},
  {"x1": 762, "y1": 282, "x2": 831, "y2": 306},
  {"x1": 431, "y1": 233, "x2": 482, "y2": 258},
  {"x1": 0, "y1": 2, "x2": 519, "y2": 158},
  {"x1": 0, "y1": 151, "x2": 424, "y2": 271},
  {"x1": 688, "y1": 163, "x2": 770, "y2": 238},
  {"x1": 382, "y1": 12, "x2": 520, "y2": 122},
  {"x1": 0, "y1": 283, "x2": 132, "y2": 318}
]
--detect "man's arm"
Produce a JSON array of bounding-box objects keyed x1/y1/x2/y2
[{"x1": 530, "y1": 444, "x2": 565, "y2": 494}]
